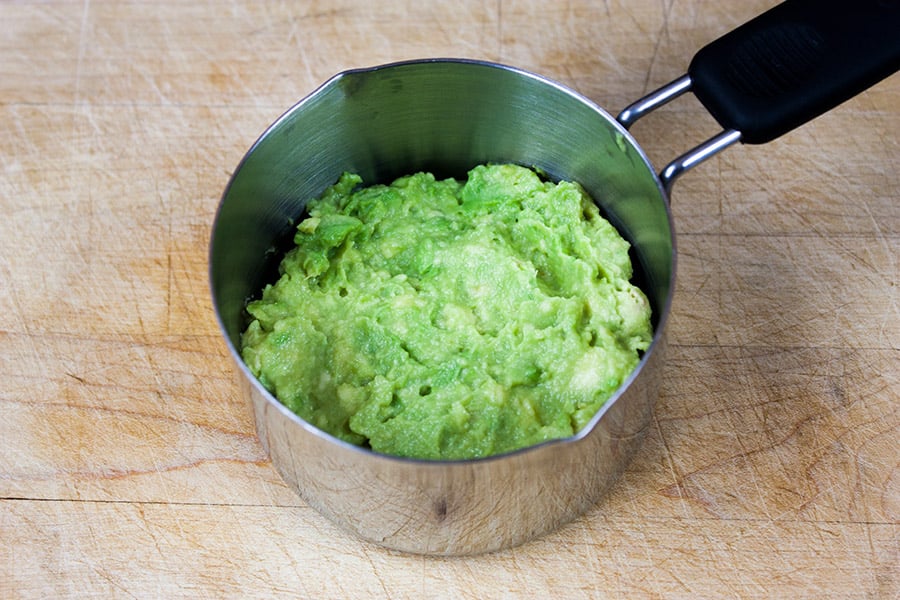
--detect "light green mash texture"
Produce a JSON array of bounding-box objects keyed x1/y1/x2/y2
[{"x1": 241, "y1": 164, "x2": 652, "y2": 460}]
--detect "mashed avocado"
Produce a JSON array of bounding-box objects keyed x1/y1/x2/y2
[{"x1": 241, "y1": 164, "x2": 652, "y2": 460}]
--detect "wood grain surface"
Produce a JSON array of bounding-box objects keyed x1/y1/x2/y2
[{"x1": 1, "y1": 1, "x2": 897, "y2": 597}]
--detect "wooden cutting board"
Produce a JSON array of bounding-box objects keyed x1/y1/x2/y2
[{"x1": 1, "y1": 1, "x2": 897, "y2": 597}]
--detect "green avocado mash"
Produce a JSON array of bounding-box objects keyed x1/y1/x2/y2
[{"x1": 241, "y1": 164, "x2": 652, "y2": 460}]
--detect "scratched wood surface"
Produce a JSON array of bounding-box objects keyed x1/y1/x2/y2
[{"x1": 1, "y1": 1, "x2": 898, "y2": 598}]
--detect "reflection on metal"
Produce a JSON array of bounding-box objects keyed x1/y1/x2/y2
[
  {"x1": 616, "y1": 75, "x2": 693, "y2": 130},
  {"x1": 660, "y1": 129, "x2": 743, "y2": 196}
]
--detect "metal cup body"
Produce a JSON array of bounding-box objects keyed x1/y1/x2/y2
[{"x1": 210, "y1": 59, "x2": 674, "y2": 555}]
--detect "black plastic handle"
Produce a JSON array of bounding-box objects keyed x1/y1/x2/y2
[{"x1": 688, "y1": 0, "x2": 900, "y2": 144}]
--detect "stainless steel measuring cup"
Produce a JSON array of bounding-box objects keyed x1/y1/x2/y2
[{"x1": 210, "y1": 0, "x2": 898, "y2": 555}]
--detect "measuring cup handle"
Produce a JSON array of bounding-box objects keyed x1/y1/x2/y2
[{"x1": 689, "y1": 0, "x2": 900, "y2": 145}]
